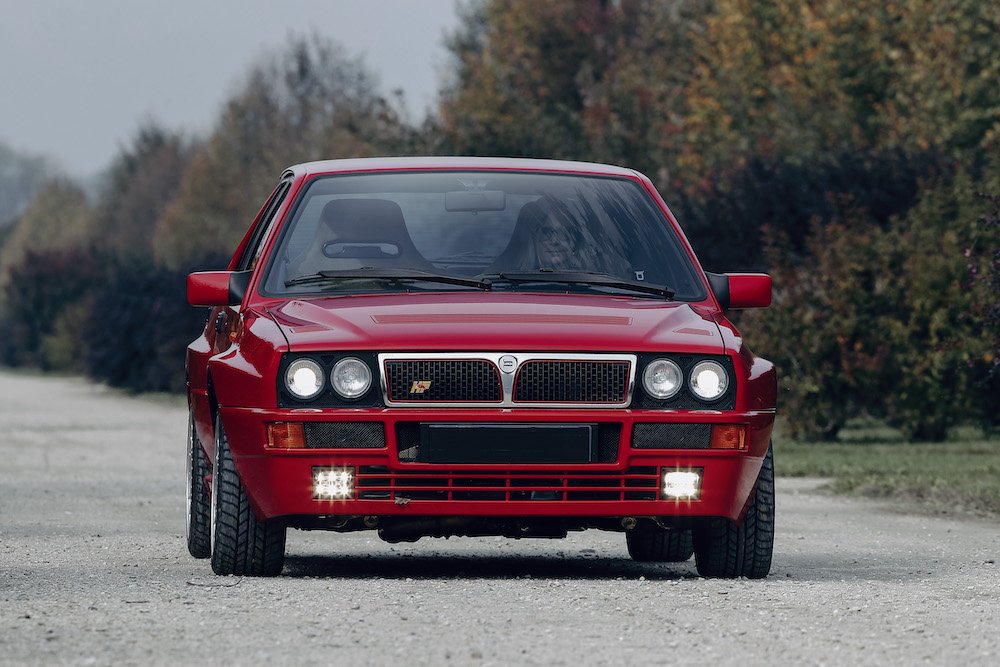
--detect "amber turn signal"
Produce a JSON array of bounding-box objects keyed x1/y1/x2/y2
[
  {"x1": 710, "y1": 424, "x2": 746, "y2": 450},
  {"x1": 267, "y1": 422, "x2": 305, "y2": 448}
]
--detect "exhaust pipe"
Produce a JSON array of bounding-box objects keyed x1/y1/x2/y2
[{"x1": 621, "y1": 517, "x2": 638, "y2": 530}]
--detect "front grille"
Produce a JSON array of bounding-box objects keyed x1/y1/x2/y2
[
  {"x1": 304, "y1": 422, "x2": 386, "y2": 449},
  {"x1": 384, "y1": 360, "x2": 502, "y2": 403},
  {"x1": 631, "y1": 423, "x2": 711, "y2": 449},
  {"x1": 513, "y1": 360, "x2": 630, "y2": 403},
  {"x1": 395, "y1": 422, "x2": 621, "y2": 463},
  {"x1": 356, "y1": 466, "x2": 659, "y2": 502}
]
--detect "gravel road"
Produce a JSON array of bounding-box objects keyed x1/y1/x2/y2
[{"x1": 1, "y1": 371, "x2": 998, "y2": 666}]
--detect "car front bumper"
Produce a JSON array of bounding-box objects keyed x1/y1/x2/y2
[{"x1": 218, "y1": 406, "x2": 775, "y2": 524}]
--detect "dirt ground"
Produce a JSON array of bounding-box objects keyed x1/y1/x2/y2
[{"x1": 1, "y1": 371, "x2": 998, "y2": 665}]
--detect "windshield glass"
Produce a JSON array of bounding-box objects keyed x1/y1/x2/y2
[{"x1": 261, "y1": 171, "x2": 705, "y2": 300}]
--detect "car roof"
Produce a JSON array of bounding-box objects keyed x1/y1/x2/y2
[{"x1": 287, "y1": 156, "x2": 643, "y2": 179}]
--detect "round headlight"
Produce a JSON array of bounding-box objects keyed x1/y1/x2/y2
[
  {"x1": 689, "y1": 360, "x2": 729, "y2": 401},
  {"x1": 642, "y1": 358, "x2": 683, "y2": 400},
  {"x1": 285, "y1": 359, "x2": 325, "y2": 400},
  {"x1": 331, "y1": 357, "x2": 372, "y2": 399}
]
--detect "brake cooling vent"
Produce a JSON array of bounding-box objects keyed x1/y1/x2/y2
[
  {"x1": 630, "y1": 423, "x2": 711, "y2": 449},
  {"x1": 303, "y1": 422, "x2": 386, "y2": 449}
]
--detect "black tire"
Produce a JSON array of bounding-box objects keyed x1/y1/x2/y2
[
  {"x1": 693, "y1": 443, "x2": 775, "y2": 579},
  {"x1": 186, "y1": 414, "x2": 211, "y2": 558},
  {"x1": 210, "y1": 415, "x2": 286, "y2": 576},
  {"x1": 626, "y1": 525, "x2": 694, "y2": 562}
]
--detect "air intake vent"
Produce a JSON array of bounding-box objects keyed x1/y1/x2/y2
[
  {"x1": 631, "y1": 423, "x2": 711, "y2": 449},
  {"x1": 304, "y1": 422, "x2": 386, "y2": 449}
]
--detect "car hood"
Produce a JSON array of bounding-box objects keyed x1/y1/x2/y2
[{"x1": 264, "y1": 293, "x2": 725, "y2": 354}]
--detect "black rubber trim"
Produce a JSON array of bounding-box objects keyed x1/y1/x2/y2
[
  {"x1": 705, "y1": 272, "x2": 730, "y2": 311},
  {"x1": 228, "y1": 270, "x2": 252, "y2": 305}
]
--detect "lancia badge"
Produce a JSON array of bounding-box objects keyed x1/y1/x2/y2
[{"x1": 498, "y1": 355, "x2": 518, "y2": 373}]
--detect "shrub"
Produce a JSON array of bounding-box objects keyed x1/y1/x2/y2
[
  {"x1": 672, "y1": 148, "x2": 948, "y2": 272},
  {"x1": 879, "y1": 172, "x2": 998, "y2": 440},
  {"x1": 744, "y1": 169, "x2": 1000, "y2": 441},
  {"x1": 1, "y1": 248, "x2": 105, "y2": 369},
  {"x1": 743, "y1": 214, "x2": 899, "y2": 440},
  {"x1": 81, "y1": 258, "x2": 221, "y2": 393}
]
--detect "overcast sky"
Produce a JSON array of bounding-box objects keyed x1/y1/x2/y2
[{"x1": 0, "y1": 0, "x2": 459, "y2": 177}]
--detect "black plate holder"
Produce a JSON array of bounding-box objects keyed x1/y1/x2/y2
[{"x1": 419, "y1": 423, "x2": 596, "y2": 464}]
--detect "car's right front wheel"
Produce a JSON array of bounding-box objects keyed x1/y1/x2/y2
[
  {"x1": 210, "y1": 414, "x2": 286, "y2": 576},
  {"x1": 692, "y1": 443, "x2": 775, "y2": 579}
]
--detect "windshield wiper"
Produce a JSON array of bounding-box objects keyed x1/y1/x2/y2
[
  {"x1": 285, "y1": 268, "x2": 493, "y2": 291},
  {"x1": 482, "y1": 270, "x2": 674, "y2": 300}
]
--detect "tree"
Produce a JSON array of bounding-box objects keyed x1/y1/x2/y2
[
  {"x1": 679, "y1": 0, "x2": 1000, "y2": 180},
  {"x1": 91, "y1": 123, "x2": 192, "y2": 261},
  {"x1": 742, "y1": 213, "x2": 900, "y2": 440},
  {"x1": 742, "y1": 166, "x2": 1000, "y2": 441},
  {"x1": 1, "y1": 247, "x2": 104, "y2": 368},
  {"x1": 154, "y1": 34, "x2": 418, "y2": 268},
  {"x1": 440, "y1": 0, "x2": 707, "y2": 178},
  {"x1": 0, "y1": 179, "x2": 94, "y2": 293},
  {"x1": 879, "y1": 170, "x2": 998, "y2": 440},
  {"x1": 672, "y1": 148, "x2": 947, "y2": 272},
  {"x1": 0, "y1": 141, "x2": 54, "y2": 228}
]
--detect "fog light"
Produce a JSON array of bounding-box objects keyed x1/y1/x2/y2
[
  {"x1": 313, "y1": 467, "x2": 355, "y2": 499},
  {"x1": 663, "y1": 470, "x2": 701, "y2": 499}
]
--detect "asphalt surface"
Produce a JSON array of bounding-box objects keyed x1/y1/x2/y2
[{"x1": 1, "y1": 370, "x2": 998, "y2": 666}]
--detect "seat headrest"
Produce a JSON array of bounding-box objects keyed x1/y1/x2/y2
[{"x1": 320, "y1": 198, "x2": 407, "y2": 242}]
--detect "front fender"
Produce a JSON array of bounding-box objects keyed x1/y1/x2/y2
[{"x1": 209, "y1": 309, "x2": 288, "y2": 410}]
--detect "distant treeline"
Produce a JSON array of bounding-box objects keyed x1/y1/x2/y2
[{"x1": 1, "y1": 0, "x2": 998, "y2": 441}]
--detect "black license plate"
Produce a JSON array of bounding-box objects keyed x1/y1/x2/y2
[{"x1": 419, "y1": 423, "x2": 596, "y2": 464}]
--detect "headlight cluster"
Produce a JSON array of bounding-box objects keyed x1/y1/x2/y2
[
  {"x1": 283, "y1": 356, "x2": 373, "y2": 401},
  {"x1": 641, "y1": 358, "x2": 729, "y2": 402}
]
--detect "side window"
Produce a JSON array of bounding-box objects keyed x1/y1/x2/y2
[{"x1": 237, "y1": 181, "x2": 291, "y2": 271}]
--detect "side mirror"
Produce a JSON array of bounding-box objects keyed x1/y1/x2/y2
[
  {"x1": 706, "y1": 272, "x2": 772, "y2": 311},
  {"x1": 187, "y1": 271, "x2": 251, "y2": 307}
]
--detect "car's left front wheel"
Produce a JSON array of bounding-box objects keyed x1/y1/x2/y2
[{"x1": 210, "y1": 414, "x2": 286, "y2": 576}]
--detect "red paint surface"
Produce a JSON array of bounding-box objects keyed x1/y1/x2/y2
[
  {"x1": 728, "y1": 273, "x2": 773, "y2": 309},
  {"x1": 187, "y1": 272, "x2": 231, "y2": 307}
]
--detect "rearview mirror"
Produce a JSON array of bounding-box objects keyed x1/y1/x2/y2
[
  {"x1": 187, "y1": 271, "x2": 251, "y2": 307},
  {"x1": 445, "y1": 190, "x2": 506, "y2": 212},
  {"x1": 706, "y1": 272, "x2": 772, "y2": 310}
]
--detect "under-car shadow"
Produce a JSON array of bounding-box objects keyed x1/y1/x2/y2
[
  {"x1": 282, "y1": 552, "x2": 699, "y2": 580},
  {"x1": 283, "y1": 550, "x2": 939, "y2": 583}
]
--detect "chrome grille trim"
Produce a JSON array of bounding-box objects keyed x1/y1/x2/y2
[{"x1": 377, "y1": 352, "x2": 637, "y2": 408}]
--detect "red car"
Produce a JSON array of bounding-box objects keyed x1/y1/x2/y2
[{"x1": 185, "y1": 157, "x2": 776, "y2": 578}]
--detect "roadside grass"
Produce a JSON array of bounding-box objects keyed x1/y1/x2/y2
[{"x1": 773, "y1": 419, "x2": 1000, "y2": 517}]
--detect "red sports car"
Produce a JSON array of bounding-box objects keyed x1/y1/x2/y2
[{"x1": 185, "y1": 157, "x2": 776, "y2": 577}]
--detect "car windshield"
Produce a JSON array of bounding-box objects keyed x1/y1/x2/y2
[{"x1": 261, "y1": 171, "x2": 706, "y2": 300}]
